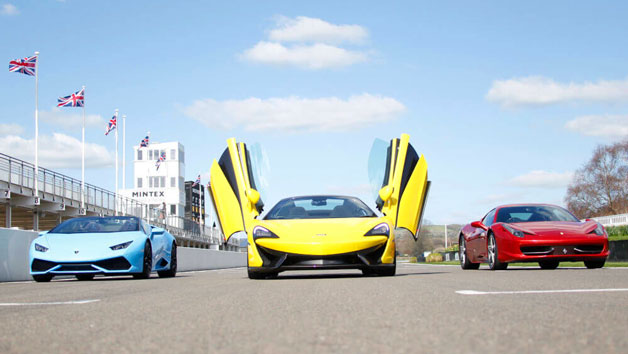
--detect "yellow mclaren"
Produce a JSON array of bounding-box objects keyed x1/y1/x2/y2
[{"x1": 209, "y1": 134, "x2": 430, "y2": 279}]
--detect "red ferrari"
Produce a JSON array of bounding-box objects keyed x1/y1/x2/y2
[{"x1": 459, "y1": 204, "x2": 609, "y2": 270}]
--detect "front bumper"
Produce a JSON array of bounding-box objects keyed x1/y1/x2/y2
[
  {"x1": 248, "y1": 242, "x2": 395, "y2": 274},
  {"x1": 30, "y1": 255, "x2": 141, "y2": 276},
  {"x1": 497, "y1": 235, "x2": 609, "y2": 263}
]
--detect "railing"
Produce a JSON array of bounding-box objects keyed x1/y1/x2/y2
[
  {"x1": 592, "y1": 213, "x2": 628, "y2": 227},
  {"x1": 0, "y1": 153, "x2": 222, "y2": 245}
]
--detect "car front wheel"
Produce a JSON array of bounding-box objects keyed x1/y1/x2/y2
[
  {"x1": 487, "y1": 234, "x2": 508, "y2": 270},
  {"x1": 460, "y1": 236, "x2": 480, "y2": 270},
  {"x1": 584, "y1": 259, "x2": 605, "y2": 269},
  {"x1": 133, "y1": 241, "x2": 152, "y2": 279},
  {"x1": 32, "y1": 274, "x2": 53, "y2": 282},
  {"x1": 158, "y1": 242, "x2": 177, "y2": 278}
]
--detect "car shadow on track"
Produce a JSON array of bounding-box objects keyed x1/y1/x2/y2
[{"x1": 263, "y1": 271, "x2": 451, "y2": 280}]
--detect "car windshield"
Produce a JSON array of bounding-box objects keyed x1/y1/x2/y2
[
  {"x1": 495, "y1": 205, "x2": 580, "y2": 223},
  {"x1": 48, "y1": 217, "x2": 140, "y2": 234},
  {"x1": 265, "y1": 196, "x2": 377, "y2": 220}
]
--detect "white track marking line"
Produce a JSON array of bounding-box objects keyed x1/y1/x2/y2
[
  {"x1": 0, "y1": 299, "x2": 100, "y2": 306},
  {"x1": 457, "y1": 288, "x2": 628, "y2": 295}
]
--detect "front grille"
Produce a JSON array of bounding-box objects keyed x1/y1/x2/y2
[
  {"x1": 257, "y1": 244, "x2": 386, "y2": 268},
  {"x1": 57, "y1": 264, "x2": 95, "y2": 271},
  {"x1": 31, "y1": 259, "x2": 57, "y2": 272},
  {"x1": 574, "y1": 245, "x2": 604, "y2": 254},
  {"x1": 95, "y1": 257, "x2": 131, "y2": 270},
  {"x1": 521, "y1": 246, "x2": 554, "y2": 255}
]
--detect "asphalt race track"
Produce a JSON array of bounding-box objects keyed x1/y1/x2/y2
[{"x1": 1, "y1": 263, "x2": 627, "y2": 353}]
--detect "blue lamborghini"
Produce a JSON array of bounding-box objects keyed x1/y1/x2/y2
[{"x1": 29, "y1": 216, "x2": 177, "y2": 282}]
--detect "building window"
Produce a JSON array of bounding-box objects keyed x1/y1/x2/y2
[
  {"x1": 170, "y1": 204, "x2": 176, "y2": 216},
  {"x1": 160, "y1": 150, "x2": 166, "y2": 160},
  {"x1": 137, "y1": 150, "x2": 142, "y2": 160},
  {"x1": 149, "y1": 177, "x2": 153, "y2": 188},
  {"x1": 160, "y1": 176, "x2": 166, "y2": 188},
  {"x1": 148, "y1": 149, "x2": 153, "y2": 160},
  {"x1": 179, "y1": 177, "x2": 184, "y2": 189},
  {"x1": 171, "y1": 177, "x2": 175, "y2": 187},
  {"x1": 137, "y1": 178, "x2": 142, "y2": 188},
  {"x1": 179, "y1": 149, "x2": 184, "y2": 163},
  {"x1": 170, "y1": 149, "x2": 176, "y2": 160}
]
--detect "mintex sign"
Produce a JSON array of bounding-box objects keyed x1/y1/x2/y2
[{"x1": 132, "y1": 191, "x2": 165, "y2": 198}]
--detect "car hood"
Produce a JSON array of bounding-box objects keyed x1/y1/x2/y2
[
  {"x1": 508, "y1": 221, "x2": 598, "y2": 236},
  {"x1": 258, "y1": 217, "x2": 388, "y2": 239},
  {"x1": 34, "y1": 231, "x2": 145, "y2": 261}
]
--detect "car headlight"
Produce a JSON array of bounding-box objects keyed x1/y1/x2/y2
[
  {"x1": 503, "y1": 224, "x2": 525, "y2": 238},
  {"x1": 110, "y1": 241, "x2": 133, "y2": 251},
  {"x1": 364, "y1": 223, "x2": 390, "y2": 237},
  {"x1": 34, "y1": 243, "x2": 49, "y2": 252},
  {"x1": 592, "y1": 223, "x2": 605, "y2": 236},
  {"x1": 252, "y1": 226, "x2": 279, "y2": 240}
]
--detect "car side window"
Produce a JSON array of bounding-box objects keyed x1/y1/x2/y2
[
  {"x1": 483, "y1": 209, "x2": 497, "y2": 227},
  {"x1": 140, "y1": 220, "x2": 149, "y2": 235}
]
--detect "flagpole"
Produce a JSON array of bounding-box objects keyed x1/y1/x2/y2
[
  {"x1": 34, "y1": 51, "x2": 39, "y2": 201},
  {"x1": 115, "y1": 109, "x2": 119, "y2": 216},
  {"x1": 122, "y1": 114, "x2": 126, "y2": 190},
  {"x1": 81, "y1": 85, "x2": 86, "y2": 211}
]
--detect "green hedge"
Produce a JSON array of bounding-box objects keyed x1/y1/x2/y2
[{"x1": 606, "y1": 225, "x2": 628, "y2": 241}]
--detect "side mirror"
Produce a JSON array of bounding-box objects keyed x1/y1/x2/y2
[
  {"x1": 151, "y1": 227, "x2": 165, "y2": 234},
  {"x1": 247, "y1": 189, "x2": 260, "y2": 205},
  {"x1": 379, "y1": 185, "x2": 393, "y2": 202},
  {"x1": 470, "y1": 221, "x2": 488, "y2": 231}
]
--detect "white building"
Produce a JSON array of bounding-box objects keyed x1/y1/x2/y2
[{"x1": 119, "y1": 141, "x2": 186, "y2": 219}]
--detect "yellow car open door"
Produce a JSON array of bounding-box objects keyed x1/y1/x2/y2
[
  {"x1": 209, "y1": 138, "x2": 264, "y2": 242},
  {"x1": 369, "y1": 134, "x2": 430, "y2": 240}
]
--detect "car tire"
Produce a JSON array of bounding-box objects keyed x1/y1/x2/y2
[
  {"x1": 76, "y1": 274, "x2": 95, "y2": 281},
  {"x1": 247, "y1": 269, "x2": 266, "y2": 279},
  {"x1": 584, "y1": 259, "x2": 606, "y2": 269},
  {"x1": 539, "y1": 260, "x2": 559, "y2": 269},
  {"x1": 32, "y1": 274, "x2": 53, "y2": 282},
  {"x1": 460, "y1": 236, "x2": 480, "y2": 270},
  {"x1": 133, "y1": 241, "x2": 152, "y2": 279},
  {"x1": 158, "y1": 242, "x2": 177, "y2": 278},
  {"x1": 487, "y1": 234, "x2": 508, "y2": 270}
]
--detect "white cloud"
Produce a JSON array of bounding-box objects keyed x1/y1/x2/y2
[
  {"x1": 1, "y1": 4, "x2": 19, "y2": 16},
  {"x1": 0, "y1": 133, "x2": 113, "y2": 168},
  {"x1": 507, "y1": 170, "x2": 574, "y2": 189},
  {"x1": 242, "y1": 16, "x2": 370, "y2": 69},
  {"x1": 183, "y1": 94, "x2": 406, "y2": 132},
  {"x1": 40, "y1": 108, "x2": 105, "y2": 132},
  {"x1": 268, "y1": 16, "x2": 368, "y2": 44},
  {"x1": 242, "y1": 41, "x2": 366, "y2": 69},
  {"x1": 565, "y1": 114, "x2": 628, "y2": 138},
  {"x1": 0, "y1": 123, "x2": 24, "y2": 136},
  {"x1": 486, "y1": 76, "x2": 628, "y2": 107}
]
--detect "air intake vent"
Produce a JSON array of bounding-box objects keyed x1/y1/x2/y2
[
  {"x1": 574, "y1": 245, "x2": 604, "y2": 254},
  {"x1": 520, "y1": 246, "x2": 554, "y2": 255},
  {"x1": 31, "y1": 259, "x2": 57, "y2": 272},
  {"x1": 95, "y1": 257, "x2": 131, "y2": 270}
]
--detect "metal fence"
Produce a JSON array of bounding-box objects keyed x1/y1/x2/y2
[
  {"x1": 0, "y1": 153, "x2": 222, "y2": 245},
  {"x1": 593, "y1": 213, "x2": 628, "y2": 227}
]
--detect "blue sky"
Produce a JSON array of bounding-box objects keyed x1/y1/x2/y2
[{"x1": 2, "y1": 1, "x2": 627, "y2": 224}]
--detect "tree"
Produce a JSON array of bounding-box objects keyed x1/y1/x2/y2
[{"x1": 565, "y1": 140, "x2": 628, "y2": 218}]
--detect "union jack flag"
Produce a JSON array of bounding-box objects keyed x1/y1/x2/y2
[
  {"x1": 57, "y1": 88, "x2": 84, "y2": 107},
  {"x1": 105, "y1": 114, "x2": 117, "y2": 136},
  {"x1": 155, "y1": 151, "x2": 166, "y2": 170},
  {"x1": 139, "y1": 135, "x2": 149, "y2": 148},
  {"x1": 192, "y1": 175, "x2": 201, "y2": 187},
  {"x1": 9, "y1": 55, "x2": 37, "y2": 76}
]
